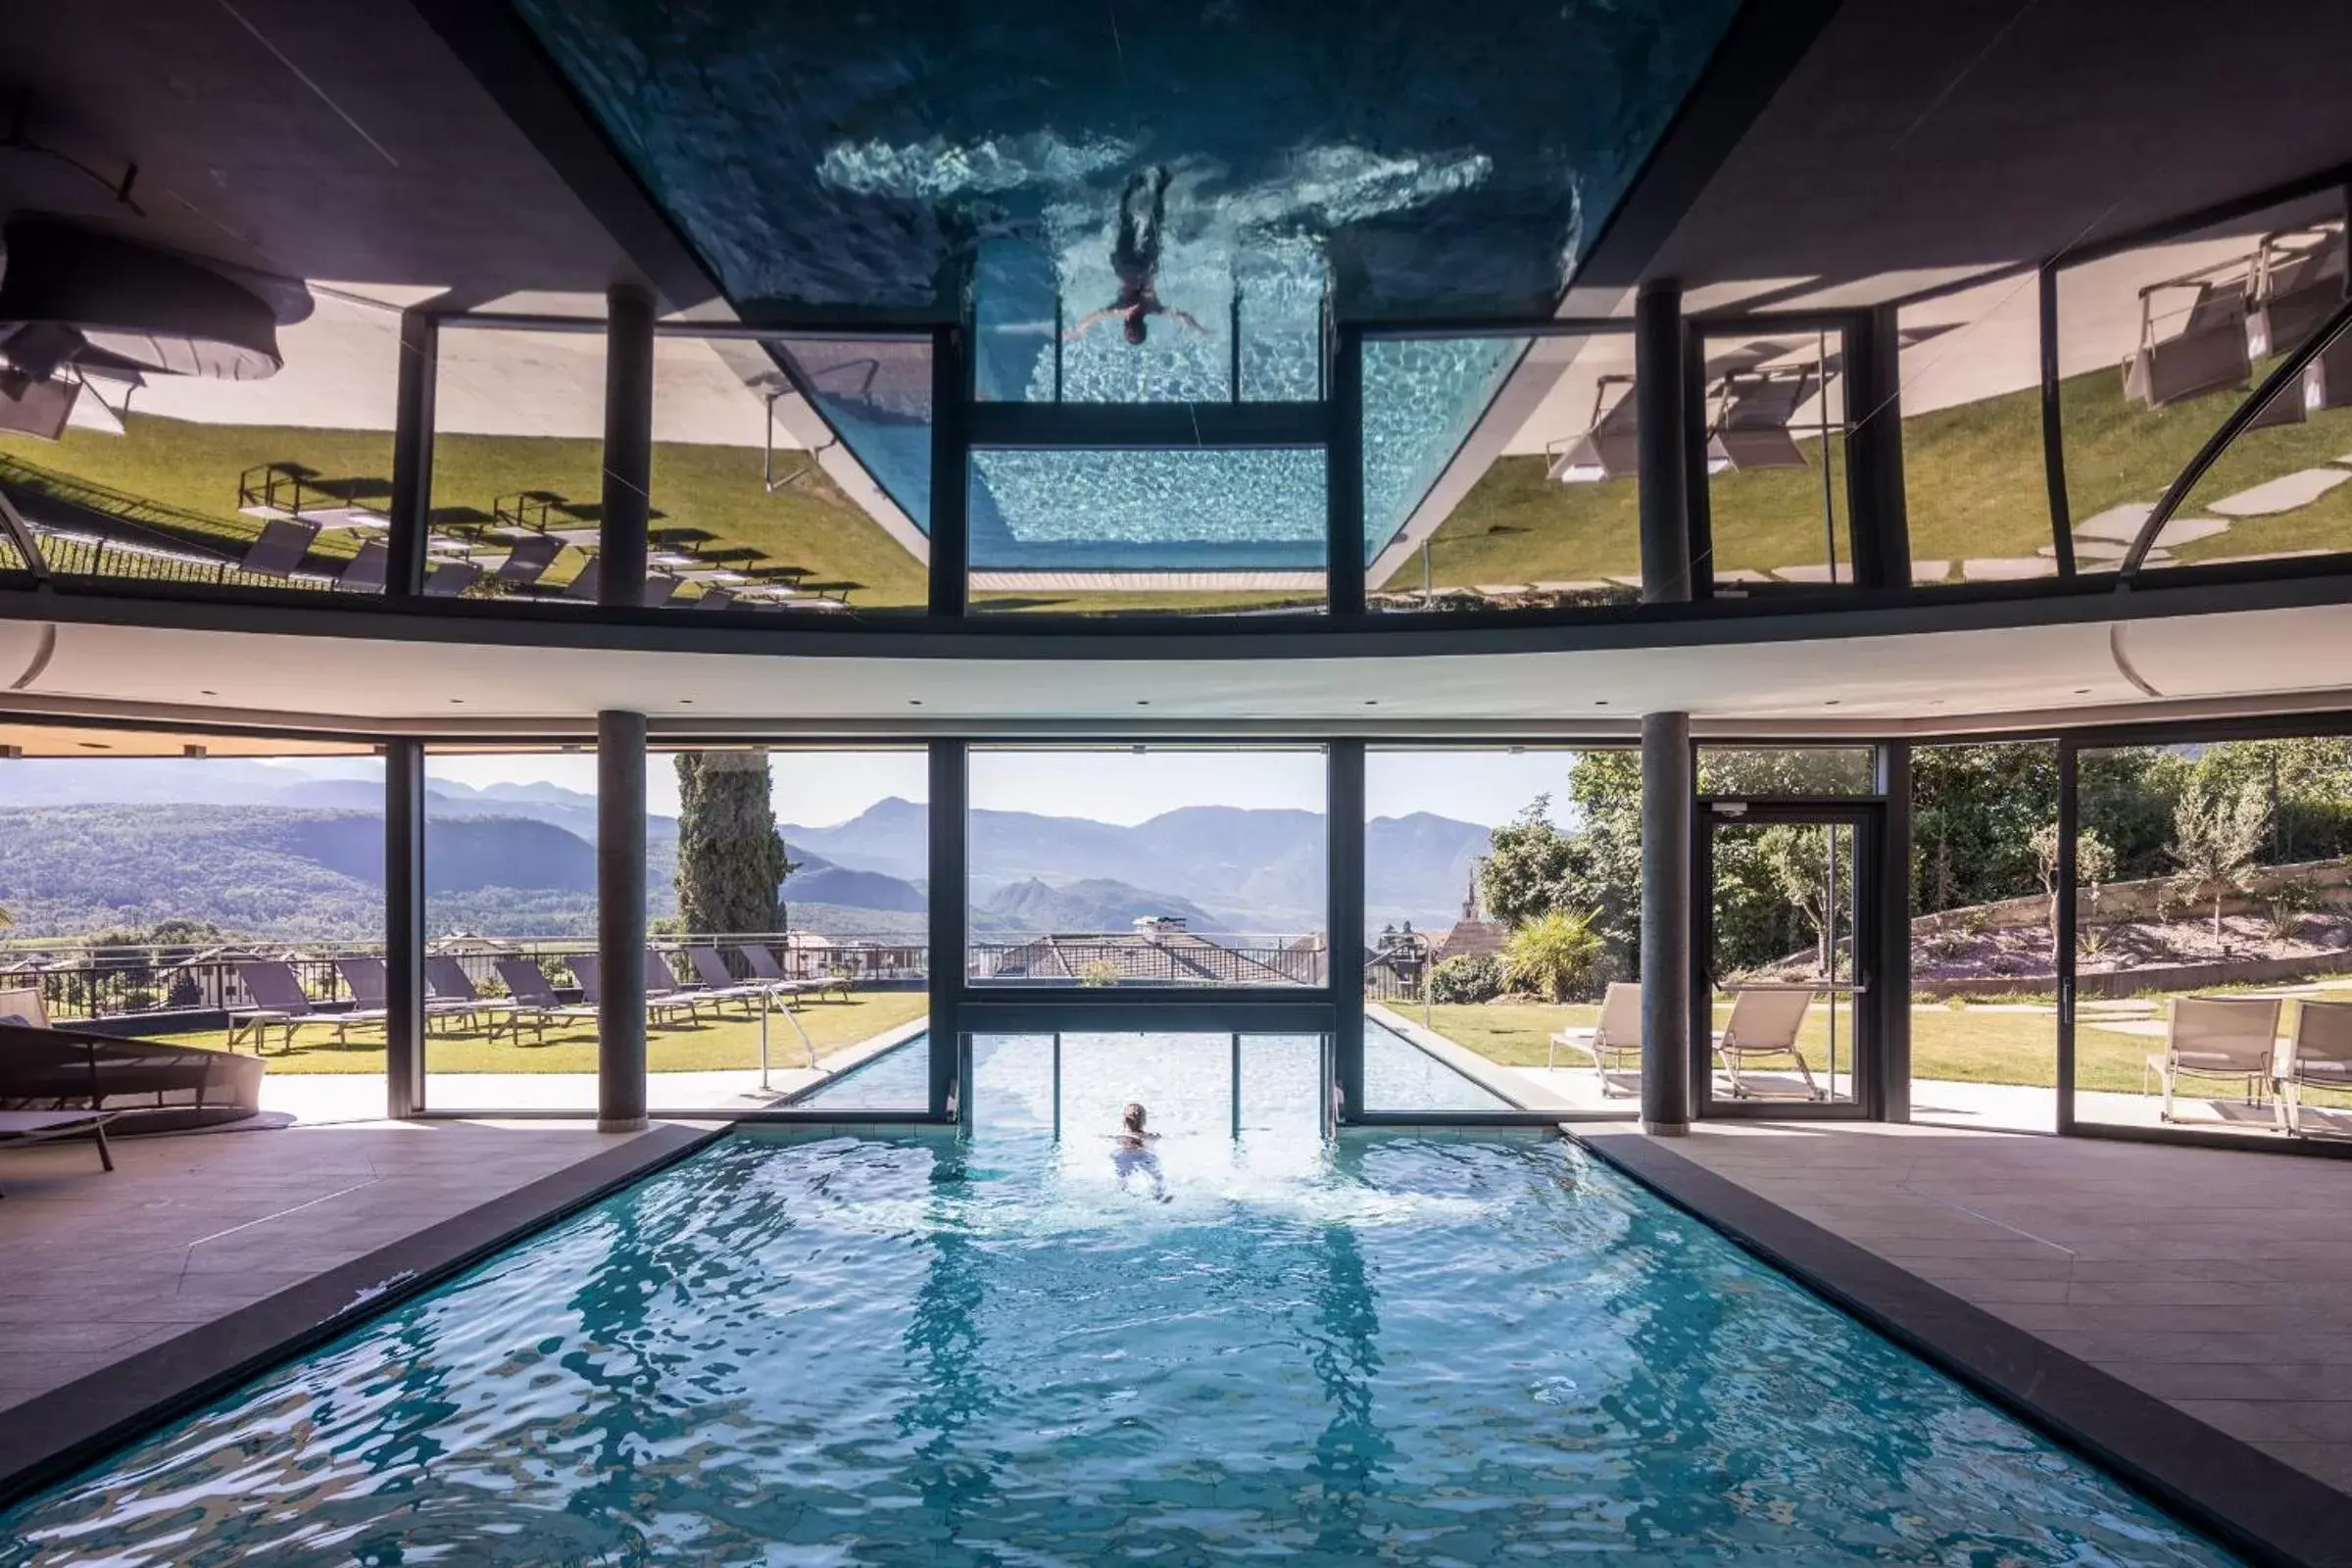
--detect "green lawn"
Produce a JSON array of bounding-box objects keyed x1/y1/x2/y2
[
  {"x1": 1406, "y1": 994, "x2": 2351, "y2": 1103},
  {"x1": 140, "y1": 990, "x2": 928, "y2": 1074}
]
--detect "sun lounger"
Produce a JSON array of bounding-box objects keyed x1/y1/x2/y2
[
  {"x1": 1707, "y1": 367, "x2": 1818, "y2": 471},
  {"x1": 2144, "y1": 995, "x2": 2282, "y2": 1123},
  {"x1": 2126, "y1": 278, "x2": 2252, "y2": 409},
  {"x1": 3, "y1": 1014, "x2": 262, "y2": 1135},
  {"x1": 684, "y1": 946, "x2": 778, "y2": 1012},
  {"x1": 0, "y1": 985, "x2": 49, "y2": 1028},
  {"x1": 337, "y1": 956, "x2": 478, "y2": 1029},
  {"x1": 423, "y1": 560, "x2": 480, "y2": 597},
  {"x1": 493, "y1": 533, "x2": 564, "y2": 588},
  {"x1": 570, "y1": 953, "x2": 703, "y2": 1028},
  {"x1": 1549, "y1": 980, "x2": 1642, "y2": 1097},
  {"x1": 491, "y1": 957, "x2": 599, "y2": 1044},
  {"x1": 564, "y1": 558, "x2": 684, "y2": 607},
  {"x1": 424, "y1": 956, "x2": 514, "y2": 1031},
  {"x1": 0, "y1": 1108, "x2": 114, "y2": 1197},
  {"x1": 229, "y1": 959, "x2": 383, "y2": 1054},
  {"x1": 2276, "y1": 998, "x2": 2352, "y2": 1136},
  {"x1": 338, "y1": 539, "x2": 389, "y2": 592},
  {"x1": 240, "y1": 516, "x2": 320, "y2": 578},
  {"x1": 1546, "y1": 373, "x2": 1638, "y2": 482},
  {"x1": 1712, "y1": 987, "x2": 1820, "y2": 1101},
  {"x1": 735, "y1": 944, "x2": 835, "y2": 1001}
]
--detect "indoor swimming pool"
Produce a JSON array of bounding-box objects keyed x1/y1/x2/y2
[{"x1": 1, "y1": 1075, "x2": 2237, "y2": 1563}]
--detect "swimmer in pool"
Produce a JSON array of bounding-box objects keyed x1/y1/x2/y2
[
  {"x1": 1110, "y1": 1101, "x2": 1171, "y2": 1200},
  {"x1": 1064, "y1": 167, "x2": 1206, "y2": 347}
]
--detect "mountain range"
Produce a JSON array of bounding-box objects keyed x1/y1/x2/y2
[{"x1": 0, "y1": 763, "x2": 1493, "y2": 941}]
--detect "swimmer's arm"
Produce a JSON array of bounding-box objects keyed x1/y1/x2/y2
[
  {"x1": 1064, "y1": 309, "x2": 1115, "y2": 341},
  {"x1": 1172, "y1": 310, "x2": 1206, "y2": 334}
]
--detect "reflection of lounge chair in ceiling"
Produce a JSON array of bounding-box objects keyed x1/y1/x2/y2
[
  {"x1": 2125, "y1": 272, "x2": 2252, "y2": 409},
  {"x1": 564, "y1": 556, "x2": 681, "y2": 607},
  {"x1": 2249, "y1": 225, "x2": 2347, "y2": 358},
  {"x1": 240, "y1": 516, "x2": 318, "y2": 577},
  {"x1": 337, "y1": 539, "x2": 387, "y2": 592},
  {"x1": 493, "y1": 533, "x2": 564, "y2": 587},
  {"x1": 1706, "y1": 366, "x2": 1820, "y2": 471},
  {"x1": 1546, "y1": 374, "x2": 1637, "y2": 482},
  {"x1": 423, "y1": 560, "x2": 479, "y2": 596}
]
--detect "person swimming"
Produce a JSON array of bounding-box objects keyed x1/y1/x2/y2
[
  {"x1": 1109, "y1": 1101, "x2": 1171, "y2": 1200},
  {"x1": 1065, "y1": 167, "x2": 1205, "y2": 347}
]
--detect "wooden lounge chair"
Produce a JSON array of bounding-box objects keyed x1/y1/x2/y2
[
  {"x1": 490, "y1": 957, "x2": 599, "y2": 1045},
  {"x1": 2276, "y1": 998, "x2": 2352, "y2": 1137},
  {"x1": 1712, "y1": 988, "x2": 1820, "y2": 1101},
  {"x1": 1549, "y1": 981, "x2": 1642, "y2": 1097},
  {"x1": 2144, "y1": 996, "x2": 2282, "y2": 1123},
  {"x1": 229, "y1": 959, "x2": 383, "y2": 1054}
]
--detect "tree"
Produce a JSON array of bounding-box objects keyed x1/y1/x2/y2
[
  {"x1": 673, "y1": 753, "x2": 793, "y2": 936},
  {"x1": 1479, "y1": 797, "x2": 1578, "y2": 926},
  {"x1": 1504, "y1": 909, "x2": 1607, "y2": 1002},
  {"x1": 2166, "y1": 776, "x2": 2269, "y2": 948},
  {"x1": 1756, "y1": 824, "x2": 1840, "y2": 976},
  {"x1": 2028, "y1": 821, "x2": 2116, "y2": 955}
]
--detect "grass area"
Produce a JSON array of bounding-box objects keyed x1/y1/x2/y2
[
  {"x1": 140, "y1": 990, "x2": 928, "y2": 1074},
  {"x1": 0, "y1": 416, "x2": 929, "y2": 607},
  {"x1": 971, "y1": 590, "x2": 1324, "y2": 614},
  {"x1": 1408, "y1": 994, "x2": 2351, "y2": 1104}
]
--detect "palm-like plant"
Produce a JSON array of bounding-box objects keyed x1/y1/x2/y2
[
  {"x1": 1504, "y1": 908, "x2": 1606, "y2": 1003},
  {"x1": 2167, "y1": 776, "x2": 2270, "y2": 948}
]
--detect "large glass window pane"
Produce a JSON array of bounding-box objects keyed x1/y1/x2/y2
[
  {"x1": 421, "y1": 746, "x2": 600, "y2": 1115},
  {"x1": 427, "y1": 326, "x2": 607, "y2": 604},
  {"x1": 1706, "y1": 819, "x2": 1860, "y2": 1106},
  {"x1": 966, "y1": 747, "x2": 1325, "y2": 986},
  {"x1": 650, "y1": 747, "x2": 929, "y2": 1115},
  {"x1": 968, "y1": 447, "x2": 1325, "y2": 615},
  {"x1": 1701, "y1": 330, "x2": 1853, "y2": 595},
  {"x1": 1361, "y1": 333, "x2": 1644, "y2": 612},
  {"x1": 0, "y1": 738, "x2": 383, "y2": 1124},
  {"x1": 644, "y1": 338, "x2": 927, "y2": 613},
  {"x1": 1898, "y1": 282, "x2": 2057, "y2": 584},
  {"x1": 1363, "y1": 747, "x2": 1640, "y2": 1115},
  {"x1": 1697, "y1": 747, "x2": 1876, "y2": 796},
  {"x1": 1909, "y1": 742, "x2": 2059, "y2": 1132},
  {"x1": 2058, "y1": 197, "x2": 2350, "y2": 573},
  {"x1": 2074, "y1": 736, "x2": 2352, "y2": 1142},
  {"x1": 0, "y1": 279, "x2": 399, "y2": 595}
]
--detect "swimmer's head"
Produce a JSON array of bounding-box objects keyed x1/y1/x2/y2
[
  {"x1": 1123, "y1": 1102, "x2": 1147, "y2": 1132},
  {"x1": 1123, "y1": 312, "x2": 1148, "y2": 345}
]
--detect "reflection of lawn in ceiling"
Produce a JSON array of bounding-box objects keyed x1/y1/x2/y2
[
  {"x1": 1393, "y1": 364, "x2": 2352, "y2": 588},
  {"x1": 0, "y1": 415, "x2": 930, "y2": 607},
  {"x1": 971, "y1": 590, "x2": 1321, "y2": 614}
]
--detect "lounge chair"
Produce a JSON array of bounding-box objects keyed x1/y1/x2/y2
[
  {"x1": 2248, "y1": 227, "x2": 2346, "y2": 359},
  {"x1": 1549, "y1": 981, "x2": 1642, "y2": 1097},
  {"x1": 2275, "y1": 998, "x2": 2352, "y2": 1136},
  {"x1": 422, "y1": 560, "x2": 480, "y2": 597},
  {"x1": 0, "y1": 985, "x2": 49, "y2": 1028},
  {"x1": 490, "y1": 957, "x2": 599, "y2": 1045},
  {"x1": 337, "y1": 539, "x2": 389, "y2": 592},
  {"x1": 684, "y1": 946, "x2": 776, "y2": 1013},
  {"x1": 337, "y1": 956, "x2": 478, "y2": 1030},
  {"x1": 1707, "y1": 367, "x2": 1818, "y2": 471},
  {"x1": 2143, "y1": 996, "x2": 2282, "y2": 1123},
  {"x1": 564, "y1": 559, "x2": 683, "y2": 607},
  {"x1": 493, "y1": 533, "x2": 564, "y2": 588},
  {"x1": 424, "y1": 956, "x2": 514, "y2": 1031},
  {"x1": 0, "y1": 1107, "x2": 114, "y2": 1197},
  {"x1": 3, "y1": 1015, "x2": 263, "y2": 1135},
  {"x1": 2125, "y1": 278, "x2": 2252, "y2": 408},
  {"x1": 736, "y1": 944, "x2": 838, "y2": 1001},
  {"x1": 240, "y1": 516, "x2": 320, "y2": 578},
  {"x1": 229, "y1": 959, "x2": 383, "y2": 1054},
  {"x1": 1712, "y1": 987, "x2": 1821, "y2": 1101},
  {"x1": 1546, "y1": 374, "x2": 1637, "y2": 482},
  {"x1": 569, "y1": 953, "x2": 703, "y2": 1028}
]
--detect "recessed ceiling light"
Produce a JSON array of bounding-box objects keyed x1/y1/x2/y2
[
  {"x1": 679, "y1": 698, "x2": 695, "y2": 706},
  {"x1": 1137, "y1": 700, "x2": 1151, "y2": 707},
  {"x1": 1594, "y1": 700, "x2": 1609, "y2": 707},
  {"x1": 1824, "y1": 699, "x2": 1841, "y2": 707},
  {"x1": 1364, "y1": 700, "x2": 1378, "y2": 707},
  {"x1": 199, "y1": 689, "x2": 218, "y2": 697},
  {"x1": 450, "y1": 698, "x2": 466, "y2": 706},
  {"x1": 908, "y1": 700, "x2": 922, "y2": 707},
  {"x1": 77, "y1": 741, "x2": 111, "y2": 751},
  {"x1": 2075, "y1": 688, "x2": 2091, "y2": 695}
]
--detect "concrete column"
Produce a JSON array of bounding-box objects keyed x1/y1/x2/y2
[
  {"x1": 383, "y1": 739, "x2": 426, "y2": 1117},
  {"x1": 600, "y1": 283, "x2": 655, "y2": 607},
  {"x1": 598, "y1": 710, "x2": 649, "y2": 1132},
  {"x1": 1845, "y1": 306, "x2": 1910, "y2": 591},
  {"x1": 1641, "y1": 711, "x2": 1693, "y2": 1134},
  {"x1": 385, "y1": 310, "x2": 437, "y2": 600},
  {"x1": 926, "y1": 741, "x2": 966, "y2": 1117},
  {"x1": 1875, "y1": 742, "x2": 1913, "y2": 1121},
  {"x1": 1635, "y1": 281, "x2": 1691, "y2": 605},
  {"x1": 1327, "y1": 741, "x2": 1367, "y2": 1120}
]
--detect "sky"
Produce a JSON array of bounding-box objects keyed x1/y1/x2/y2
[{"x1": 264, "y1": 748, "x2": 1583, "y2": 828}]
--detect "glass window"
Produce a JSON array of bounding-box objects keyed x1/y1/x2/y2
[
  {"x1": 1700, "y1": 330, "x2": 1854, "y2": 596},
  {"x1": 427, "y1": 325, "x2": 607, "y2": 604},
  {"x1": 650, "y1": 747, "x2": 929, "y2": 1115},
  {"x1": 1697, "y1": 747, "x2": 1877, "y2": 796},
  {"x1": 1360, "y1": 333, "x2": 1643, "y2": 612},
  {"x1": 1909, "y1": 742, "x2": 2059, "y2": 1132},
  {"x1": 0, "y1": 278, "x2": 399, "y2": 595},
  {"x1": 1898, "y1": 282, "x2": 2056, "y2": 585},
  {"x1": 0, "y1": 739, "x2": 383, "y2": 1116},
  {"x1": 965, "y1": 747, "x2": 1326, "y2": 986},
  {"x1": 968, "y1": 446, "x2": 1326, "y2": 615},
  {"x1": 1364, "y1": 747, "x2": 1639, "y2": 1116},
  {"x1": 646, "y1": 338, "x2": 928, "y2": 613},
  {"x1": 2073, "y1": 736, "x2": 2352, "y2": 1143},
  {"x1": 2057, "y1": 196, "x2": 2350, "y2": 573}
]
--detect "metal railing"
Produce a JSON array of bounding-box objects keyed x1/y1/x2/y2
[
  {"x1": 0, "y1": 931, "x2": 928, "y2": 1028},
  {"x1": 966, "y1": 934, "x2": 1324, "y2": 986}
]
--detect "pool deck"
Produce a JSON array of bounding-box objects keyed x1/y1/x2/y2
[{"x1": 1581, "y1": 1118, "x2": 2352, "y2": 1564}]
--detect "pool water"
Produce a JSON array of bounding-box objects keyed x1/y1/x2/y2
[{"x1": 2, "y1": 1117, "x2": 2236, "y2": 1563}]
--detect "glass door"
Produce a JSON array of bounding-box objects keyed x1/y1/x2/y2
[{"x1": 1694, "y1": 801, "x2": 1881, "y2": 1116}]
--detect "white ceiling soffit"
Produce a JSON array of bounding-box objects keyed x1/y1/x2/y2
[{"x1": 5, "y1": 606, "x2": 2352, "y2": 737}]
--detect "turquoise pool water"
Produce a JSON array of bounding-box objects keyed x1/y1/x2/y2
[{"x1": 0, "y1": 1119, "x2": 2236, "y2": 1565}]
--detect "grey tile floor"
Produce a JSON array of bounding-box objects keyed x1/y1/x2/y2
[
  {"x1": 1654, "y1": 1121, "x2": 2352, "y2": 1495},
  {"x1": 0, "y1": 1118, "x2": 662, "y2": 1411}
]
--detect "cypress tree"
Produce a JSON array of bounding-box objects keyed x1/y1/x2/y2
[{"x1": 674, "y1": 752, "x2": 791, "y2": 935}]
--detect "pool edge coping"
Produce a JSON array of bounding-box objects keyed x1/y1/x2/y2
[
  {"x1": 1569, "y1": 1124, "x2": 2352, "y2": 1568},
  {"x1": 0, "y1": 1119, "x2": 729, "y2": 1513}
]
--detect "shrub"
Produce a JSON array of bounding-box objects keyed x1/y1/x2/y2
[
  {"x1": 1078, "y1": 959, "x2": 1120, "y2": 988},
  {"x1": 2265, "y1": 875, "x2": 2321, "y2": 943},
  {"x1": 1503, "y1": 909, "x2": 1607, "y2": 1003},
  {"x1": 1429, "y1": 953, "x2": 1505, "y2": 1004}
]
